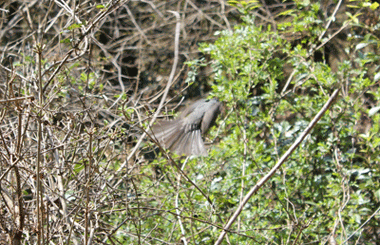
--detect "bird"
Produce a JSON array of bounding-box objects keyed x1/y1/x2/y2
[{"x1": 151, "y1": 98, "x2": 222, "y2": 156}]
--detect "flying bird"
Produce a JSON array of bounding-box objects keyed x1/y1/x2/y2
[{"x1": 151, "y1": 98, "x2": 222, "y2": 156}]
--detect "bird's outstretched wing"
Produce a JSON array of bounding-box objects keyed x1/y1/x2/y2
[{"x1": 151, "y1": 119, "x2": 207, "y2": 156}]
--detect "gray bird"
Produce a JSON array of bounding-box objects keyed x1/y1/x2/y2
[{"x1": 151, "y1": 98, "x2": 222, "y2": 156}]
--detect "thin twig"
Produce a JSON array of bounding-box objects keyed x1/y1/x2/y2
[
  {"x1": 36, "y1": 43, "x2": 44, "y2": 245},
  {"x1": 318, "y1": 0, "x2": 343, "y2": 42},
  {"x1": 175, "y1": 157, "x2": 189, "y2": 245},
  {"x1": 115, "y1": 10, "x2": 181, "y2": 174},
  {"x1": 342, "y1": 205, "x2": 380, "y2": 244},
  {"x1": 0, "y1": 96, "x2": 34, "y2": 104}
]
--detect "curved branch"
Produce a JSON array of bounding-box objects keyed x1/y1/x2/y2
[{"x1": 215, "y1": 89, "x2": 340, "y2": 244}]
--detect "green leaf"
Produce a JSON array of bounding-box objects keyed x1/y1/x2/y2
[
  {"x1": 369, "y1": 106, "x2": 380, "y2": 117},
  {"x1": 356, "y1": 42, "x2": 368, "y2": 50},
  {"x1": 67, "y1": 23, "x2": 83, "y2": 30},
  {"x1": 370, "y1": 2, "x2": 379, "y2": 10}
]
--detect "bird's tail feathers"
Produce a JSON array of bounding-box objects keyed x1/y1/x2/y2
[
  {"x1": 151, "y1": 119, "x2": 184, "y2": 149},
  {"x1": 171, "y1": 124, "x2": 207, "y2": 156}
]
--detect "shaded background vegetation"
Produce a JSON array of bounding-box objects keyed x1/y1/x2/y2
[{"x1": 1, "y1": 0, "x2": 380, "y2": 244}]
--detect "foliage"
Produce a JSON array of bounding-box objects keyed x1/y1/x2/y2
[{"x1": 182, "y1": 1, "x2": 380, "y2": 244}]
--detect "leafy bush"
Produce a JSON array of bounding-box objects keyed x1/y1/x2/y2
[{"x1": 179, "y1": 2, "x2": 380, "y2": 244}]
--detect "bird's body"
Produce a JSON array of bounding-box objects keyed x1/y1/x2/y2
[{"x1": 151, "y1": 98, "x2": 221, "y2": 156}]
